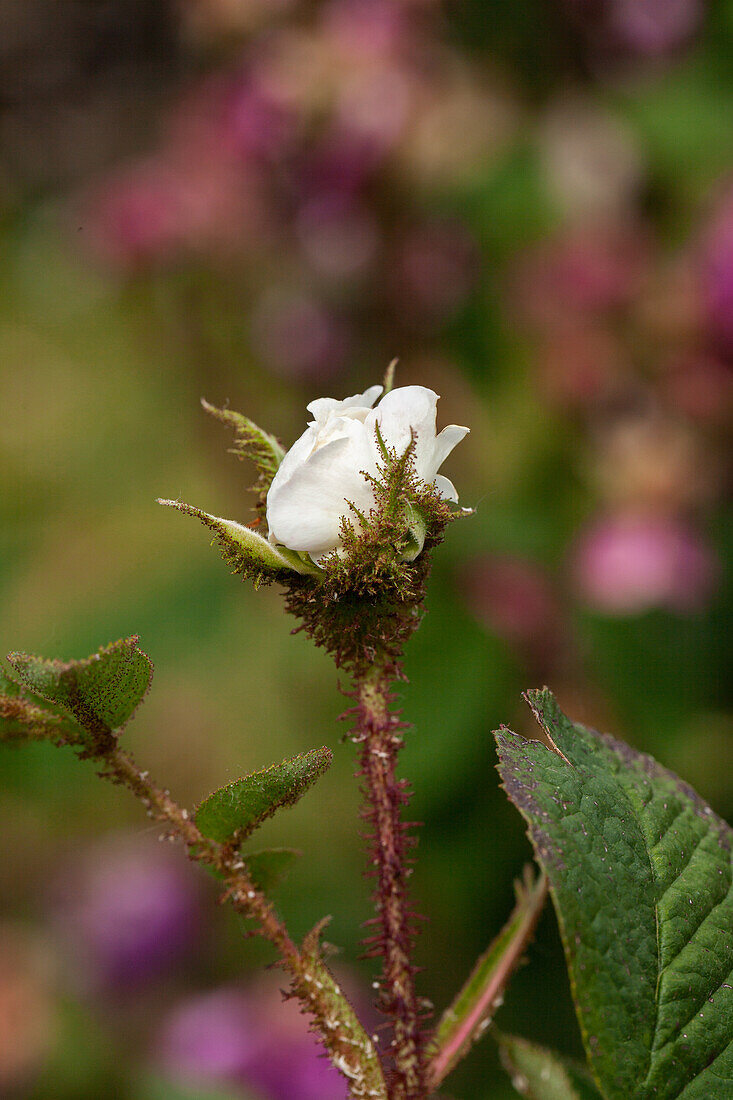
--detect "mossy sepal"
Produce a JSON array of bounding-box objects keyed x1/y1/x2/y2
[
  {"x1": 201, "y1": 398, "x2": 285, "y2": 516},
  {"x1": 157, "y1": 499, "x2": 324, "y2": 585}
]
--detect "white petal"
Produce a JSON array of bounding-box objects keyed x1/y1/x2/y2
[
  {"x1": 307, "y1": 385, "x2": 383, "y2": 424},
  {"x1": 372, "y1": 386, "x2": 440, "y2": 477},
  {"x1": 433, "y1": 474, "x2": 459, "y2": 501},
  {"x1": 426, "y1": 424, "x2": 470, "y2": 477},
  {"x1": 268, "y1": 424, "x2": 318, "y2": 490},
  {"x1": 266, "y1": 422, "x2": 378, "y2": 557}
]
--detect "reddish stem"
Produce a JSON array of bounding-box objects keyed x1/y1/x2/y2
[
  {"x1": 354, "y1": 663, "x2": 425, "y2": 1100},
  {"x1": 98, "y1": 746, "x2": 387, "y2": 1100}
]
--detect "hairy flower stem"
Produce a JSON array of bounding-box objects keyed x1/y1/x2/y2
[
  {"x1": 354, "y1": 662, "x2": 425, "y2": 1100},
  {"x1": 97, "y1": 746, "x2": 387, "y2": 1100}
]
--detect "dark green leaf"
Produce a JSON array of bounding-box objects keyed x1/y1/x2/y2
[
  {"x1": 7, "y1": 636, "x2": 152, "y2": 747},
  {"x1": 427, "y1": 866, "x2": 547, "y2": 1090},
  {"x1": 496, "y1": 1033, "x2": 602, "y2": 1100},
  {"x1": 495, "y1": 689, "x2": 733, "y2": 1100},
  {"x1": 195, "y1": 747, "x2": 333, "y2": 843}
]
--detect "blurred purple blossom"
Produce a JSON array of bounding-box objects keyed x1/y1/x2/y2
[
  {"x1": 296, "y1": 195, "x2": 379, "y2": 280},
  {"x1": 51, "y1": 834, "x2": 201, "y2": 992},
  {"x1": 389, "y1": 222, "x2": 479, "y2": 325},
  {"x1": 512, "y1": 224, "x2": 650, "y2": 327},
  {"x1": 461, "y1": 555, "x2": 561, "y2": 657},
  {"x1": 322, "y1": 0, "x2": 411, "y2": 62},
  {"x1": 156, "y1": 984, "x2": 348, "y2": 1099},
  {"x1": 157, "y1": 989, "x2": 259, "y2": 1084},
  {"x1": 572, "y1": 513, "x2": 718, "y2": 615},
  {"x1": 701, "y1": 184, "x2": 733, "y2": 360},
  {"x1": 250, "y1": 288, "x2": 351, "y2": 380},
  {"x1": 562, "y1": 0, "x2": 704, "y2": 63},
  {"x1": 604, "y1": 0, "x2": 703, "y2": 58},
  {"x1": 85, "y1": 153, "x2": 261, "y2": 270}
]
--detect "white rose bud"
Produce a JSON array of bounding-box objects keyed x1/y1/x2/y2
[{"x1": 266, "y1": 385, "x2": 469, "y2": 563}]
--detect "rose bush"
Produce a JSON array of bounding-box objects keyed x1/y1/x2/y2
[{"x1": 265, "y1": 384, "x2": 469, "y2": 562}]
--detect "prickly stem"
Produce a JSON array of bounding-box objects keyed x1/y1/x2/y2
[{"x1": 353, "y1": 662, "x2": 426, "y2": 1100}]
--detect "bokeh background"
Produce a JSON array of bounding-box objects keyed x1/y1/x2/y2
[{"x1": 1, "y1": 1, "x2": 731, "y2": 1097}]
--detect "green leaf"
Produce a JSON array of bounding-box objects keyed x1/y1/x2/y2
[
  {"x1": 496, "y1": 1033, "x2": 602, "y2": 1100},
  {"x1": 195, "y1": 747, "x2": 333, "y2": 844},
  {"x1": 243, "y1": 847, "x2": 300, "y2": 892},
  {"x1": 7, "y1": 636, "x2": 152, "y2": 748},
  {"x1": 0, "y1": 669, "x2": 75, "y2": 743},
  {"x1": 157, "y1": 499, "x2": 322, "y2": 582},
  {"x1": 427, "y1": 866, "x2": 548, "y2": 1090},
  {"x1": 495, "y1": 689, "x2": 733, "y2": 1100}
]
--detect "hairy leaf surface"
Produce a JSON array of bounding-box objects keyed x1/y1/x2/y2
[
  {"x1": 495, "y1": 689, "x2": 732, "y2": 1100},
  {"x1": 7, "y1": 636, "x2": 152, "y2": 745},
  {"x1": 195, "y1": 747, "x2": 332, "y2": 843}
]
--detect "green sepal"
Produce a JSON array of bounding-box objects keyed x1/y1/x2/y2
[
  {"x1": 157, "y1": 499, "x2": 323, "y2": 584},
  {"x1": 495, "y1": 689, "x2": 733, "y2": 1100},
  {"x1": 496, "y1": 1032, "x2": 602, "y2": 1100},
  {"x1": 295, "y1": 918, "x2": 388, "y2": 1099},
  {"x1": 195, "y1": 747, "x2": 333, "y2": 844},
  {"x1": 426, "y1": 866, "x2": 547, "y2": 1089},
  {"x1": 7, "y1": 636, "x2": 152, "y2": 751},
  {"x1": 397, "y1": 501, "x2": 427, "y2": 562},
  {"x1": 201, "y1": 399, "x2": 284, "y2": 512}
]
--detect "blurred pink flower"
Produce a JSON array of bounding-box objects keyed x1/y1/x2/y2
[
  {"x1": 462, "y1": 555, "x2": 561, "y2": 648},
  {"x1": 606, "y1": 0, "x2": 703, "y2": 57},
  {"x1": 156, "y1": 983, "x2": 349, "y2": 1099},
  {"x1": 216, "y1": 75, "x2": 298, "y2": 162},
  {"x1": 572, "y1": 513, "x2": 719, "y2": 615},
  {"x1": 157, "y1": 989, "x2": 259, "y2": 1085},
  {"x1": 250, "y1": 288, "x2": 351, "y2": 379},
  {"x1": 390, "y1": 222, "x2": 478, "y2": 325},
  {"x1": 701, "y1": 185, "x2": 733, "y2": 360},
  {"x1": 511, "y1": 224, "x2": 649, "y2": 328},
  {"x1": 85, "y1": 154, "x2": 253, "y2": 269},
  {"x1": 296, "y1": 195, "x2": 379, "y2": 280},
  {"x1": 51, "y1": 834, "x2": 201, "y2": 992},
  {"x1": 323, "y1": 0, "x2": 410, "y2": 62},
  {"x1": 562, "y1": 0, "x2": 703, "y2": 62}
]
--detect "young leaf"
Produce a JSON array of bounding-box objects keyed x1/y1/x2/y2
[
  {"x1": 0, "y1": 670, "x2": 77, "y2": 743},
  {"x1": 496, "y1": 1033, "x2": 602, "y2": 1100},
  {"x1": 426, "y1": 866, "x2": 548, "y2": 1090},
  {"x1": 195, "y1": 747, "x2": 333, "y2": 844},
  {"x1": 495, "y1": 689, "x2": 733, "y2": 1100},
  {"x1": 7, "y1": 636, "x2": 152, "y2": 749},
  {"x1": 157, "y1": 500, "x2": 322, "y2": 582}
]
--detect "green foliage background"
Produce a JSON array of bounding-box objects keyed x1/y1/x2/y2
[{"x1": 1, "y1": 2, "x2": 731, "y2": 1097}]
